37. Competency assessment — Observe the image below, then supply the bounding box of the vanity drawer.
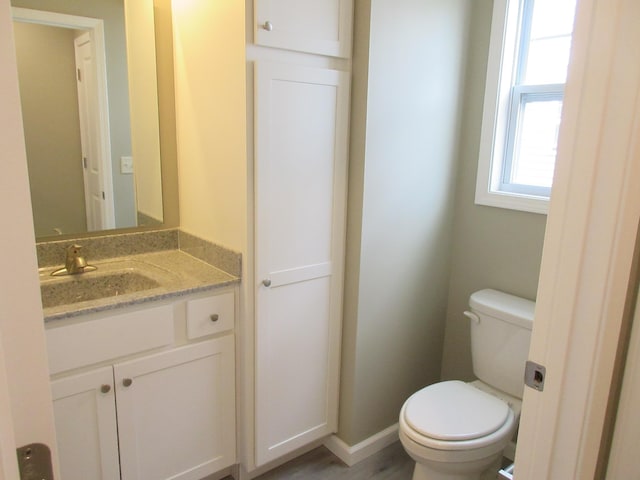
[46,304,174,375]
[186,292,235,339]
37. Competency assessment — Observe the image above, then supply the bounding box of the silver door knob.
[122,378,133,387]
[262,279,272,287]
[100,384,111,394]
[262,21,273,31]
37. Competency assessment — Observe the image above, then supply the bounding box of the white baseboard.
[323,424,399,467]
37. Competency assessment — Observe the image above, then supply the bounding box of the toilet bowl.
[399,289,534,480]
[399,380,520,480]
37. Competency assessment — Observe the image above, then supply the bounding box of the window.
[476,0,577,214]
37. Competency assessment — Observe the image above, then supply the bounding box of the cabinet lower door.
[254,61,349,466]
[114,337,235,480]
[51,367,120,480]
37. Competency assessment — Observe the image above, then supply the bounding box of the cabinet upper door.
[254,0,353,57]
[114,337,236,480]
[51,367,120,480]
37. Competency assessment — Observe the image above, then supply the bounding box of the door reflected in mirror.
[11,0,164,239]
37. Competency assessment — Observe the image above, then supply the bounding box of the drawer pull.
[100,384,111,394]
[210,314,219,322]
[122,378,133,387]
[262,20,273,31]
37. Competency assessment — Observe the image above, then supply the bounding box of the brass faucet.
[51,244,97,276]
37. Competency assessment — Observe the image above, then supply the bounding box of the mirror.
[11,0,165,239]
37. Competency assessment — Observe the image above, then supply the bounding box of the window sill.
[474,189,549,215]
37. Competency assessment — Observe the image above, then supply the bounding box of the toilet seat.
[400,381,516,451]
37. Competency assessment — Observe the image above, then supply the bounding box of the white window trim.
[475,0,550,215]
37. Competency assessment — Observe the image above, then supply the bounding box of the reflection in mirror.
[11,0,164,239]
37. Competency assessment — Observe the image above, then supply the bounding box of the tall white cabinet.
[254,61,350,466]
[250,0,353,469]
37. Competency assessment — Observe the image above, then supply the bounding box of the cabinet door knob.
[262,279,272,287]
[100,384,111,394]
[122,378,133,387]
[210,313,219,322]
[262,20,273,31]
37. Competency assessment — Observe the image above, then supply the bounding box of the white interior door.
[254,60,349,466]
[0,0,59,476]
[514,0,640,477]
[75,32,107,231]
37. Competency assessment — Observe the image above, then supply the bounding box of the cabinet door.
[254,61,349,466]
[254,0,353,57]
[114,336,235,480]
[51,367,120,480]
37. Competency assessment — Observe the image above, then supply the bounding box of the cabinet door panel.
[51,367,119,480]
[254,0,353,57]
[254,61,349,466]
[260,277,332,449]
[115,337,235,480]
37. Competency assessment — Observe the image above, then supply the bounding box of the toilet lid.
[404,381,510,441]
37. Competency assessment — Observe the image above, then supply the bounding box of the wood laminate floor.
[251,441,414,480]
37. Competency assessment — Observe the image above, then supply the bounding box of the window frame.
[475,0,570,214]
[500,84,563,197]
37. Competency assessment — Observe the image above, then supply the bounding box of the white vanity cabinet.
[47,289,237,480]
[254,0,353,58]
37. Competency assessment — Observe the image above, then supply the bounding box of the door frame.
[514,0,640,477]
[606,280,640,477]
[12,6,116,230]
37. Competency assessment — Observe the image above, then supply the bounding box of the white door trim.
[515,0,640,477]
[12,6,116,229]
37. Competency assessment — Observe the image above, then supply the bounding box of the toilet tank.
[468,289,534,399]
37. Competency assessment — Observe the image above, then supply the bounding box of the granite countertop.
[40,249,239,322]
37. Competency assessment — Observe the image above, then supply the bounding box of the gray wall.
[440,0,547,382]
[338,0,472,445]
[14,22,87,237]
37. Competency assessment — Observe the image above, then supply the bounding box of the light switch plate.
[120,156,134,174]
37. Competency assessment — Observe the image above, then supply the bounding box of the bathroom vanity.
[39,232,240,480]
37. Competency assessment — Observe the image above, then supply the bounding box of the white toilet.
[399,289,534,480]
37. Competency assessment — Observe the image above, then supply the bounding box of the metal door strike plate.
[525,360,546,391]
[17,443,54,480]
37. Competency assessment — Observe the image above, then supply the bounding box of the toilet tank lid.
[469,289,535,329]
